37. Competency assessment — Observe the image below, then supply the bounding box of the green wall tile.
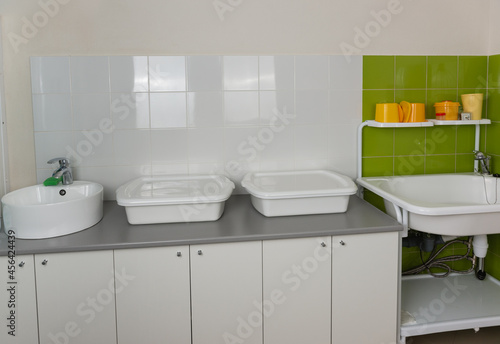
[363,189,386,212]
[425,126,456,155]
[488,54,500,88]
[362,157,393,177]
[362,90,395,121]
[395,155,425,176]
[491,155,500,174]
[426,89,458,119]
[363,56,395,89]
[485,252,500,281]
[486,123,500,155]
[456,154,474,173]
[427,56,458,89]
[488,234,500,253]
[456,125,475,153]
[362,127,394,157]
[425,155,456,174]
[458,56,487,89]
[395,128,425,155]
[395,89,426,105]
[395,56,426,89]
[487,88,500,121]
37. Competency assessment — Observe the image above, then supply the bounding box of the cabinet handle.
[198,250,203,255]
[177,251,182,257]
[18,261,25,267]
[41,259,48,265]
[321,242,326,247]
[339,240,346,246]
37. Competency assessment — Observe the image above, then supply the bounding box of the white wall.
[0,0,492,190]
[489,0,500,54]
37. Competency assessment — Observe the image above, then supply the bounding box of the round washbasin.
[1,181,103,239]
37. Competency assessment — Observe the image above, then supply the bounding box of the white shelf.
[428,119,491,126]
[365,120,434,128]
[400,273,500,339]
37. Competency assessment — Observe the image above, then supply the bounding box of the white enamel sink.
[357,173,500,236]
[1,181,103,239]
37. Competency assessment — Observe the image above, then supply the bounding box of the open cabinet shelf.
[400,273,500,341]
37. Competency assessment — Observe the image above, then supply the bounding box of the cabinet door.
[114,246,191,344]
[35,250,116,344]
[0,255,38,343]
[263,237,331,344]
[332,232,399,344]
[191,241,262,344]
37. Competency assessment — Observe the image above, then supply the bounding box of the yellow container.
[461,93,483,120]
[434,101,460,120]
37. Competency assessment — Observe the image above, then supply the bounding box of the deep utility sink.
[1,181,103,239]
[357,173,500,236]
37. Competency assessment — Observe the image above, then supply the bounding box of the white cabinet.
[263,237,332,344]
[332,232,399,344]
[114,246,191,344]
[35,250,116,344]
[190,241,263,344]
[0,254,38,343]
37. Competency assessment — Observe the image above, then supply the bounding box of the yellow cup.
[400,101,426,122]
[461,93,483,120]
[375,103,403,123]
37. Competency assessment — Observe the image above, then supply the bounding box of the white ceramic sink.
[1,181,103,239]
[357,173,500,236]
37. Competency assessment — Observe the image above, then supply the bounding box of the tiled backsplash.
[31,55,362,199]
[362,55,488,179]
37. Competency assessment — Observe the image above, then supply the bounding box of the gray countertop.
[0,195,402,256]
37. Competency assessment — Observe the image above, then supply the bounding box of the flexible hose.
[403,237,475,278]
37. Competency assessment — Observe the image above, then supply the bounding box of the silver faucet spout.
[473,150,491,175]
[48,157,73,185]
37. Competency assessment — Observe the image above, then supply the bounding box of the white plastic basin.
[242,170,357,217]
[357,173,500,236]
[116,175,235,224]
[2,181,103,239]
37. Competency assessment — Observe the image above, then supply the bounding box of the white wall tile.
[187,56,222,91]
[72,93,111,130]
[113,130,151,165]
[294,124,328,161]
[110,56,149,92]
[329,55,362,90]
[31,57,70,94]
[295,55,329,90]
[224,127,262,163]
[150,92,187,128]
[34,132,74,169]
[259,90,295,125]
[152,164,189,175]
[223,56,258,90]
[187,92,224,127]
[224,91,259,126]
[259,56,294,91]
[259,124,294,161]
[188,162,226,175]
[295,89,328,124]
[111,93,150,129]
[33,94,72,131]
[73,130,114,166]
[187,128,225,163]
[151,129,188,164]
[328,89,362,125]
[149,56,186,91]
[70,56,110,93]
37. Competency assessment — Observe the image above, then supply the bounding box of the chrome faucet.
[48,157,73,185]
[473,150,491,175]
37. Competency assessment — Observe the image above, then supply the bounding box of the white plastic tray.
[241,170,357,217]
[116,175,235,224]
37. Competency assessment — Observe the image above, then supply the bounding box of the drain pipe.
[473,235,488,280]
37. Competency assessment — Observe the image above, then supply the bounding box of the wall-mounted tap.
[473,150,491,175]
[48,157,73,185]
